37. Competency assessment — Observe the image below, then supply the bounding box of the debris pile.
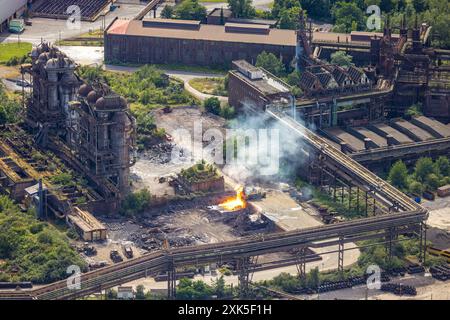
[140,143,175,164]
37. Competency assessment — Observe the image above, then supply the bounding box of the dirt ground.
[130,106,228,196]
[422,196,450,231]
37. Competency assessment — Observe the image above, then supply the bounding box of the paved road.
[0,3,144,45]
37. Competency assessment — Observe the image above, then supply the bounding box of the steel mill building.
[104,18,297,67]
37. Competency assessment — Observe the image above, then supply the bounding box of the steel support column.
[237,257,250,298]
[333,174,337,201]
[356,187,360,214]
[167,264,176,300]
[365,191,368,216]
[348,186,352,210]
[296,247,307,279]
[338,237,344,273]
[419,222,427,264]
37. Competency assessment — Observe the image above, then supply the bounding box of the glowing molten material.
[219,186,246,211]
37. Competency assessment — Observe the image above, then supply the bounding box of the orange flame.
[219,186,246,211]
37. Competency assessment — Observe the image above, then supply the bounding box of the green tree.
[330,51,353,67]
[300,0,330,20]
[414,157,435,182]
[120,188,151,216]
[332,2,365,33]
[176,278,213,299]
[306,267,320,290]
[405,103,423,117]
[425,173,440,190]
[161,5,174,18]
[203,97,221,115]
[135,285,146,300]
[255,51,286,77]
[106,289,118,299]
[175,0,207,21]
[287,70,301,86]
[434,156,450,177]
[388,160,408,189]
[412,0,428,12]
[228,0,256,18]
[220,104,235,119]
[409,180,423,195]
[279,6,301,29]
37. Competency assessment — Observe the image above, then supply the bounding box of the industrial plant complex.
[0,0,448,305]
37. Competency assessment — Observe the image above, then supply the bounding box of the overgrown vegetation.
[172,0,207,20]
[0,83,21,125]
[330,51,353,67]
[388,156,450,195]
[405,103,423,117]
[255,51,286,77]
[180,160,221,183]
[177,276,233,299]
[203,97,235,119]
[227,0,256,18]
[189,77,228,97]
[0,196,87,283]
[120,188,152,216]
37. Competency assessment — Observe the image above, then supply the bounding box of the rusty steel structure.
[69,82,137,195]
[25,42,80,136]
[21,43,137,201]
[0,106,428,300]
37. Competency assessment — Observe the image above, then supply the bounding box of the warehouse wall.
[105,33,296,68]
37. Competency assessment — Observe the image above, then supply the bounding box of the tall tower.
[27,43,79,136]
[296,10,312,71]
[70,82,137,196]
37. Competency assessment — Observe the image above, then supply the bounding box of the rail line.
[3,209,425,300]
[265,108,422,212]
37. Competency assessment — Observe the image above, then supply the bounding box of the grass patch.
[189,77,228,96]
[0,42,32,64]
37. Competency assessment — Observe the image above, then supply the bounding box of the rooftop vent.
[142,19,201,30]
[233,60,264,80]
[225,23,269,34]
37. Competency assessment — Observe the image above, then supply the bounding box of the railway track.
[265,108,422,212]
[2,209,425,300]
